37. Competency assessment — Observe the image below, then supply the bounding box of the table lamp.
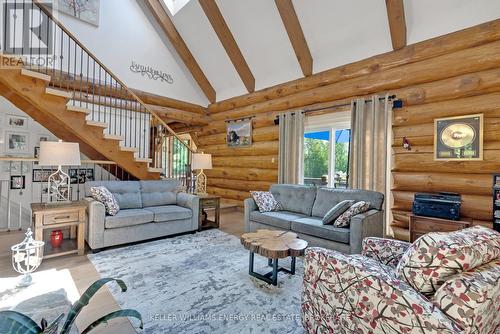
[192,153,212,194]
[39,141,81,202]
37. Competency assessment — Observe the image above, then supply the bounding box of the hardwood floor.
[0,209,245,333]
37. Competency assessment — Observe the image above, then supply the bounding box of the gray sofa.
[84,180,199,251]
[244,184,384,254]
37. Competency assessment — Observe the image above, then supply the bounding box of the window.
[303,111,351,188]
[161,0,192,16]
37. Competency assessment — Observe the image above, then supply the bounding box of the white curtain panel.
[278,111,305,184]
[349,94,392,194]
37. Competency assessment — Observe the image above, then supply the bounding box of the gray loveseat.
[85,180,199,251]
[244,184,384,254]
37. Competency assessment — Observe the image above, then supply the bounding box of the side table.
[198,194,220,231]
[409,214,472,242]
[31,200,87,259]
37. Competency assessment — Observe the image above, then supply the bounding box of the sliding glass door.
[303,111,351,188]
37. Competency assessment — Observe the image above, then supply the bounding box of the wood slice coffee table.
[241,229,308,286]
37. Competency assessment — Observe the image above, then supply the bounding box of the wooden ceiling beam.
[385,0,407,50]
[199,0,255,93]
[145,0,216,103]
[274,0,313,76]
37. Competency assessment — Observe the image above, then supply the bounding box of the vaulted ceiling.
[144,0,500,103]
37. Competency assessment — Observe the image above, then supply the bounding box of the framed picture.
[5,131,30,153]
[58,0,100,26]
[69,168,95,184]
[38,135,49,143]
[32,169,52,182]
[10,175,25,189]
[434,114,483,161]
[226,119,252,147]
[7,115,28,129]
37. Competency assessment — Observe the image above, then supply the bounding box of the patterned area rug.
[88,229,305,334]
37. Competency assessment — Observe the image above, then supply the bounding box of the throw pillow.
[322,200,355,225]
[90,186,120,216]
[250,191,283,213]
[333,201,370,228]
[396,226,500,297]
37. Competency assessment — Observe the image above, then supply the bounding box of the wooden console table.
[198,194,220,231]
[31,201,87,259]
[409,214,472,242]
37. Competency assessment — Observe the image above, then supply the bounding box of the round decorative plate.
[440,123,475,148]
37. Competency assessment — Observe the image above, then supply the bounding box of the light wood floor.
[0,209,245,334]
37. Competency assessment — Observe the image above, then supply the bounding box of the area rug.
[0,268,79,332]
[88,229,305,334]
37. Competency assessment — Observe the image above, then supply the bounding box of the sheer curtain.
[278,112,305,184]
[349,94,392,195]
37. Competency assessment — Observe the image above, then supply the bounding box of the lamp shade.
[38,142,81,166]
[192,153,212,170]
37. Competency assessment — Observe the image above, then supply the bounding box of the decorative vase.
[50,230,63,248]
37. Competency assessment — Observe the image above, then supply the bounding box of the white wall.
[54,0,208,105]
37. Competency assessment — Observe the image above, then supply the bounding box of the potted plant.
[0,278,142,334]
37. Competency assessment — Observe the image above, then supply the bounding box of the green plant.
[0,278,143,334]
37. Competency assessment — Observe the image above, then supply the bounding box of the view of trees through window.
[303,130,350,187]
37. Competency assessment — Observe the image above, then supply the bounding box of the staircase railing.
[2,0,194,179]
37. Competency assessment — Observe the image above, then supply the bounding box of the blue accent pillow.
[322,200,355,225]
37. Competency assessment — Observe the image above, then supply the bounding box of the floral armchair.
[301,227,500,334]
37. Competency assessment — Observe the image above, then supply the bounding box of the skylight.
[161,0,192,16]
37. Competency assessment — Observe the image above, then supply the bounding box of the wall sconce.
[402,137,411,151]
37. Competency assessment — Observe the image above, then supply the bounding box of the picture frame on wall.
[7,115,28,129]
[69,168,95,184]
[5,131,30,154]
[32,169,53,183]
[226,119,252,148]
[10,175,25,190]
[434,114,484,161]
[38,135,49,143]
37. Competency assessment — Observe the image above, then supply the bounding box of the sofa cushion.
[291,217,350,244]
[250,191,283,213]
[145,205,192,222]
[312,188,384,218]
[90,186,120,216]
[430,258,500,333]
[334,201,370,228]
[140,180,180,207]
[250,210,308,230]
[396,226,500,297]
[270,184,317,216]
[105,209,154,229]
[86,181,142,209]
[322,200,355,225]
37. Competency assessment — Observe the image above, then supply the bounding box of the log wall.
[196,20,499,237]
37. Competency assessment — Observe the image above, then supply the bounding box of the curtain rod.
[301,94,396,115]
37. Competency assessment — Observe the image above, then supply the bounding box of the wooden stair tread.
[67,105,91,114]
[86,120,108,128]
[45,87,73,99]
[120,146,139,152]
[103,134,124,141]
[21,68,51,82]
[135,158,153,163]
[148,167,163,173]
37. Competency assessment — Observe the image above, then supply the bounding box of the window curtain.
[278,111,305,184]
[348,94,392,195]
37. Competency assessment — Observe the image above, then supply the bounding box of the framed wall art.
[226,119,252,148]
[10,175,25,189]
[434,114,483,161]
[5,131,30,154]
[7,115,28,129]
[32,169,53,183]
[58,0,100,26]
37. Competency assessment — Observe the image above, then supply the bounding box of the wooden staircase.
[0,0,195,181]
[0,65,159,179]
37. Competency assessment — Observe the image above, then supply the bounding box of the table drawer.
[412,219,467,233]
[43,211,80,225]
[202,199,218,207]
